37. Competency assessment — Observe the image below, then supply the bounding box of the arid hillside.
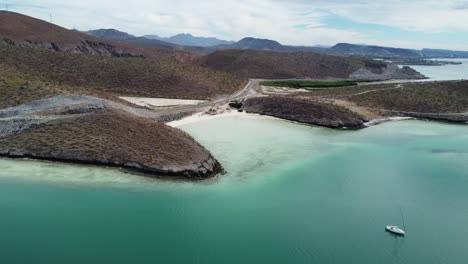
[0,11,245,104]
[0,11,202,62]
[279,80,468,123]
[349,81,468,113]
[0,104,221,178]
[0,10,146,57]
[0,46,244,103]
[244,96,367,128]
[198,50,424,80]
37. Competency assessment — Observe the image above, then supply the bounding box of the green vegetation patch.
[261,80,358,89]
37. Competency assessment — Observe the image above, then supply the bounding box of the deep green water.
[1,117,468,264]
[409,58,468,80]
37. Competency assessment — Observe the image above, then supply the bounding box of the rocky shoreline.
[242,96,368,129]
[349,64,426,81]
[0,96,223,179]
[0,153,224,180]
[387,111,468,124]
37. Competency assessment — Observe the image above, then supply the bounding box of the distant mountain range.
[329,43,422,58]
[211,37,328,53]
[84,29,180,50]
[213,39,468,59]
[420,48,468,58]
[143,33,234,47]
[83,28,468,59]
[85,29,135,40]
[215,37,292,51]
[328,43,468,58]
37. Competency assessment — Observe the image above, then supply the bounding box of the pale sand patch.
[365,117,414,127]
[261,85,309,95]
[168,111,260,127]
[120,97,206,107]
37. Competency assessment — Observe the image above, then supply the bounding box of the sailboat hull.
[386,225,405,236]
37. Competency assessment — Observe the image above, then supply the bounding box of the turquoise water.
[409,59,468,80]
[1,116,468,263]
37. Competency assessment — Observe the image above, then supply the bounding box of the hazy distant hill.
[84,28,180,50]
[329,43,421,58]
[84,28,468,59]
[421,48,468,58]
[213,37,468,59]
[144,33,234,47]
[328,43,468,59]
[215,37,293,51]
[211,37,331,53]
[85,29,135,40]
[197,49,424,80]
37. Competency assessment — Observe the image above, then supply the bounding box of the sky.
[1,0,468,50]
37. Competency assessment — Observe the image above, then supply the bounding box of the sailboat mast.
[400,208,406,231]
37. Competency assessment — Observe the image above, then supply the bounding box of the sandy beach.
[167,110,256,127]
[120,97,206,107]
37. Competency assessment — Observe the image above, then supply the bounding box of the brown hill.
[198,49,424,80]
[288,80,468,123]
[0,11,202,62]
[243,96,367,128]
[0,11,149,57]
[349,81,468,113]
[84,28,187,50]
[0,11,244,103]
[0,45,244,105]
[0,106,221,178]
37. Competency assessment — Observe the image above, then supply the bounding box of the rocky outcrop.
[349,64,426,80]
[0,36,143,57]
[0,97,223,179]
[243,96,367,129]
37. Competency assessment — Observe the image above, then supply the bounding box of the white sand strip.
[168,111,257,127]
[365,116,413,127]
[120,97,206,107]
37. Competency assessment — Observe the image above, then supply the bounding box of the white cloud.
[3,0,362,46]
[3,0,468,49]
[317,0,468,32]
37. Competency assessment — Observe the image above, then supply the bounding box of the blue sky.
[1,0,468,50]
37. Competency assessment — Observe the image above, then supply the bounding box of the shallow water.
[409,58,468,80]
[1,117,468,264]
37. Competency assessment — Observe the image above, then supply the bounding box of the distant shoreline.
[169,106,467,130]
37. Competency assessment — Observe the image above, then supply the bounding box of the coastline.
[2,111,465,185]
[168,110,260,127]
[364,116,414,127]
[168,107,467,130]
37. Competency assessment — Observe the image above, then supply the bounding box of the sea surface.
[407,58,468,80]
[1,117,468,264]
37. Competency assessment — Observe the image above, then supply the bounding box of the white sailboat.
[386,225,405,236]
[386,208,406,236]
